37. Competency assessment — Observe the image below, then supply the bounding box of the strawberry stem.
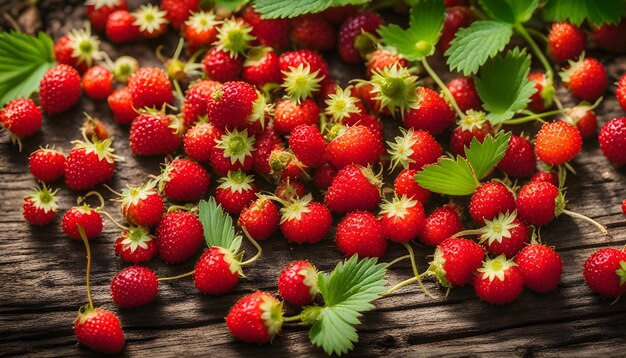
[561,209,608,234]
[420,58,463,118]
[158,270,196,282]
[282,312,307,323]
[515,25,554,83]
[402,242,436,299]
[239,227,263,266]
[102,183,124,197]
[381,272,430,297]
[77,224,94,310]
[504,108,568,125]
[525,28,548,44]
[99,210,129,231]
[385,255,411,268]
[78,191,106,211]
[450,229,484,238]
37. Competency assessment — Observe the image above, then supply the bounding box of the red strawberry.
[62,205,103,240]
[514,243,562,293]
[129,112,183,156]
[566,106,597,140]
[449,114,492,157]
[252,125,282,175]
[474,255,524,305]
[210,129,256,176]
[159,158,210,202]
[65,137,118,191]
[275,178,307,202]
[184,121,224,163]
[86,0,128,32]
[366,48,408,77]
[105,9,140,43]
[273,98,320,135]
[243,6,289,50]
[133,4,168,39]
[622,199,626,216]
[404,87,456,136]
[535,121,582,165]
[202,47,243,83]
[207,81,260,130]
[478,211,529,258]
[527,71,554,112]
[279,194,332,244]
[289,124,326,167]
[561,57,608,101]
[439,6,473,54]
[598,117,626,166]
[242,47,282,88]
[53,27,101,74]
[0,98,42,147]
[338,11,383,64]
[279,50,330,82]
[497,134,535,177]
[394,168,431,204]
[119,183,164,227]
[428,237,483,287]
[530,171,558,186]
[418,204,463,246]
[325,164,381,214]
[388,128,442,171]
[616,74,626,112]
[278,260,318,306]
[238,197,280,241]
[216,170,258,214]
[447,76,482,112]
[313,163,337,191]
[181,80,221,127]
[226,291,283,344]
[592,19,626,53]
[379,195,425,243]
[469,181,516,224]
[128,67,174,110]
[320,5,357,24]
[583,248,626,298]
[107,87,137,125]
[516,181,562,226]
[290,14,336,51]
[548,22,586,63]
[336,211,387,258]
[23,185,59,226]
[81,115,109,142]
[194,247,240,295]
[183,11,219,51]
[156,210,203,264]
[74,307,125,354]
[161,0,198,29]
[326,124,384,168]
[110,265,158,308]
[82,65,114,100]
[114,226,158,263]
[39,64,81,114]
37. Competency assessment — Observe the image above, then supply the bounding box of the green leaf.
[445,21,513,76]
[252,0,369,19]
[198,197,242,254]
[479,0,539,24]
[543,0,626,26]
[415,157,479,196]
[474,47,536,124]
[379,0,445,60]
[309,256,387,356]
[465,131,512,180]
[0,31,56,107]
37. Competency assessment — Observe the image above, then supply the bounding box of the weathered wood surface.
[2,1,626,357]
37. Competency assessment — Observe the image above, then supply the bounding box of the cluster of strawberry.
[2,0,626,355]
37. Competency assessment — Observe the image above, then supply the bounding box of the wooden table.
[2,1,626,356]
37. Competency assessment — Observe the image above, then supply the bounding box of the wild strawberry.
[216,18,255,59]
[366,48,408,77]
[388,128,442,171]
[530,171,559,186]
[128,67,174,110]
[275,179,307,202]
[583,248,626,298]
[106,10,140,43]
[74,307,125,354]
[184,121,224,163]
[418,205,463,246]
[226,291,283,344]
[450,111,492,157]
[439,6,473,54]
[107,87,137,125]
[0,98,42,148]
[279,50,330,81]
[23,185,59,226]
[118,183,164,227]
[53,26,101,74]
[252,125,282,175]
[273,98,320,135]
[288,124,326,167]
[404,87,456,136]
[183,11,220,51]
[202,47,243,82]
[599,117,626,166]
[242,6,289,50]
[566,106,597,140]
[181,80,221,127]
[366,64,419,117]
[514,243,562,293]
[474,255,524,305]
[82,66,114,100]
[39,64,81,114]
[516,181,562,226]
[321,5,357,24]
[548,22,586,63]
[110,265,158,308]
[156,210,203,264]
[447,76,482,112]
[497,134,535,177]
[279,194,332,244]
[336,211,387,258]
[129,112,183,156]
[592,19,626,53]
[207,81,262,130]
[194,247,241,295]
[622,199,626,216]
[278,261,318,306]
[338,11,383,64]
[469,181,516,224]
[65,137,118,191]
[379,195,425,243]
[445,0,469,6]
[242,47,282,88]
[161,0,198,29]
[133,4,168,39]
[215,170,258,214]
[62,204,103,240]
[290,14,336,51]
[313,163,337,191]
[535,121,582,165]
[81,115,109,142]
[616,74,626,112]
[527,71,555,112]
[158,158,210,202]
[325,164,381,214]
[428,237,483,287]
[477,211,529,258]
[281,63,325,103]
[393,168,431,204]
[210,128,256,176]
[326,124,384,168]
[29,148,65,183]
[238,197,280,241]
[114,226,158,263]
[561,57,608,101]
[86,0,128,32]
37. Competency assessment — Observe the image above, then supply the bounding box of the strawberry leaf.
[415,156,479,196]
[474,48,536,124]
[479,0,539,24]
[308,256,386,356]
[445,21,513,76]
[198,197,242,254]
[465,131,512,180]
[253,0,368,19]
[0,31,56,107]
[543,0,626,26]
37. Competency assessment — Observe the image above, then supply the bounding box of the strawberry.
[336,211,387,258]
[561,57,608,102]
[238,197,280,241]
[446,76,482,112]
[53,27,101,74]
[113,226,157,263]
[326,124,384,168]
[473,255,524,305]
[497,134,535,177]
[82,65,114,100]
[62,205,103,240]
[156,210,203,264]
[0,98,42,148]
[225,291,283,344]
[599,117,626,166]
[388,128,442,171]
[252,125,282,175]
[514,243,562,293]
[281,63,325,103]
[105,10,140,43]
[616,74,626,112]
[86,0,128,32]
[81,115,109,141]
[207,81,260,130]
[182,80,222,127]
[622,199,626,216]
[215,18,255,58]
[273,98,320,135]
[515,181,562,226]
[183,11,220,51]
[566,106,597,140]
[404,87,456,136]
[418,204,463,246]
[428,237,483,287]
[379,195,425,243]
[449,112,492,157]
[210,129,256,176]
[535,121,582,165]
[128,67,174,110]
[477,211,529,258]
[548,22,586,63]
[39,64,81,114]
[279,194,332,244]
[338,11,383,64]
[445,0,469,6]
[202,47,243,82]
[133,4,168,39]
[194,247,240,295]
[313,163,337,191]
[242,6,289,50]
[290,14,336,51]
[321,5,357,24]
[129,112,183,156]
[591,19,626,53]
[74,307,125,354]
[275,179,307,202]
[469,181,516,224]
[184,121,224,163]
[119,183,164,227]
[393,168,431,204]
[161,0,198,29]
[439,6,473,54]
[325,164,382,214]
[527,71,554,112]
[366,48,408,77]
[23,185,59,226]
[277,260,318,306]
[530,171,559,186]
[110,265,158,308]
[107,87,137,125]
[65,137,119,191]
[158,158,210,202]
[216,170,258,214]
[242,47,282,88]
[289,124,327,167]
[279,50,330,82]
[583,248,626,298]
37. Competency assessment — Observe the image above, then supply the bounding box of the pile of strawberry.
[3,0,626,355]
